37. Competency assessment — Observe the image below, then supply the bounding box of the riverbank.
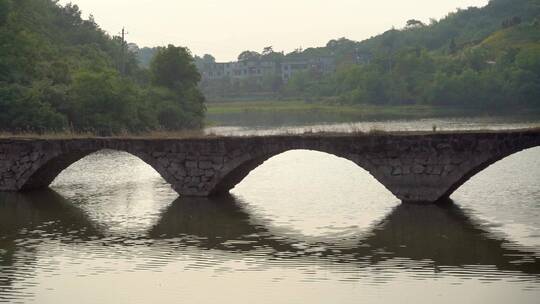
[205,100,540,127]
[2,101,539,138]
[207,100,444,117]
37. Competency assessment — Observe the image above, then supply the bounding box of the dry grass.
[1,127,539,140]
[367,127,387,135]
[0,129,212,140]
[0,130,97,140]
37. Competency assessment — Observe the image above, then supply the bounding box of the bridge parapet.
[1,130,539,203]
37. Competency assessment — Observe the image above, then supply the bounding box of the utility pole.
[119,27,128,76]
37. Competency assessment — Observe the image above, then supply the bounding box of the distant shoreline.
[206,100,540,122]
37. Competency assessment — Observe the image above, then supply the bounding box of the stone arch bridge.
[0,129,539,203]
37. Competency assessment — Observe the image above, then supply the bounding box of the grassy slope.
[480,23,540,53]
[205,100,511,118]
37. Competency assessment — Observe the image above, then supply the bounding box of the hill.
[183,0,540,107]
[283,0,540,109]
[303,0,540,61]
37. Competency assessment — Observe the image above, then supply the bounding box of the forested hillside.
[310,0,540,59]
[184,0,539,109]
[286,0,540,108]
[0,0,205,134]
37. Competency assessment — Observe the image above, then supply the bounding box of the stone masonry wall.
[0,129,539,203]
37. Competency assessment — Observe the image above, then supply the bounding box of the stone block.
[402,165,411,175]
[188,168,204,177]
[174,170,187,179]
[443,165,455,174]
[380,165,392,176]
[152,152,166,157]
[212,156,224,164]
[389,159,401,167]
[30,153,40,161]
[431,165,443,175]
[185,160,198,168]
[412,164,425,174]
[199,161,213,169]
[158,158,170,167]
[436,143,451,150]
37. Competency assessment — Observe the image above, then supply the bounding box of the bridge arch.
[20,149,98,191]
[18,148,177,193]
[443,146,540,201]
[207,148,396,199]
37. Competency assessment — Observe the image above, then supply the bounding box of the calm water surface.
[1,118,540,303]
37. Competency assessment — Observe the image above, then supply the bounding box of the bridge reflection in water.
[1,190,539,296]
[151,195,540,277]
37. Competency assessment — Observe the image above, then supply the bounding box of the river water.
[1,117,540,303]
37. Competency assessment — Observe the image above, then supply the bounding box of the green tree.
[150,45,200,90]
[0,84,67,132]
[0,0,207,134]
[149,45,206,130]
[262,46,274,55]
[406,19,425,28]
[68,69,142,134]
[0,0,11,26]
[202,54,215,63]
[237,50,261,61]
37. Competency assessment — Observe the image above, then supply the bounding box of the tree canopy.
[0,0,205,134]
[285,21,540,109]
[151,45,200,90]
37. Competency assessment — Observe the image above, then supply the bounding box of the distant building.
[197,59,280,81]
[281,56,335,82]
[197,56,335,84]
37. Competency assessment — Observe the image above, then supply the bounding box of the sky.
[57,0,490,61]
